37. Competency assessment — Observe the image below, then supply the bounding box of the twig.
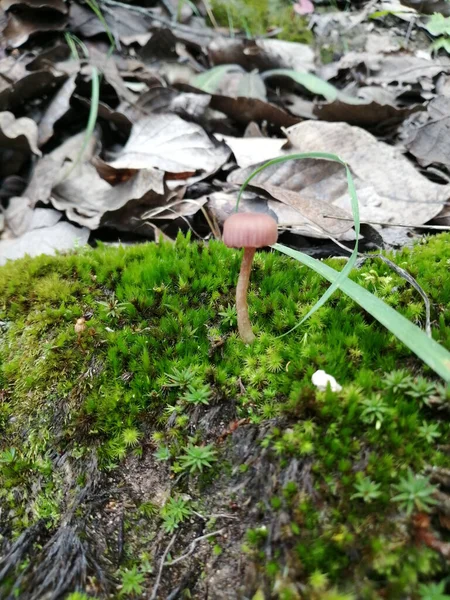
[191,510,239,521]
[165,529,225,566]
[323,215,450,230]
[149,534,177,600]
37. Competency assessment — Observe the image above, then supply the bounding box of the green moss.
[0,233,450,598]
[210,0,314,44]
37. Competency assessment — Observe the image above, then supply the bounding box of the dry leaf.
[51,163,168,230]
[284,120,450,225]
[314,99,422,127]
[215,134,289,168]
[406,96,450,166]
[209,94,300,128]
[38,75,76,146]
[208,38,314,72]
[1,0,67,12]
[106,114,230,175]
[2,10,67,47]
[0,220,89,265]
[0,111,40,155]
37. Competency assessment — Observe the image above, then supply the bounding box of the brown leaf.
[0,67,67,112]
[1,0,68,13]
[284,120,450,226]
[0,111,40,154]
[38,75,76,146]
[209,94,300,128]
[106,114,230,175]
[208,38,314,72]
[314,99,422,128]
[1,10,67,47]
[400,0,450,15]
[406,96,450,167]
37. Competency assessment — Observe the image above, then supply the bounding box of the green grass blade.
[274,242,450,382]
[237,152,360,337]
[62,65,100,180]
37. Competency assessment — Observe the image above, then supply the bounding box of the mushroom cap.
[222,212,278,248]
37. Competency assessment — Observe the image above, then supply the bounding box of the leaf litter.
[0,0,449,260]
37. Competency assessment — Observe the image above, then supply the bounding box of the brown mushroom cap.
[222,212,278,248]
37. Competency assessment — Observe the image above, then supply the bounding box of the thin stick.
[165,529,225,566]
[322,215,450,231]
[149,534,177,600]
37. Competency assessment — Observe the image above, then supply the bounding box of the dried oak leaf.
[106,114,230,175]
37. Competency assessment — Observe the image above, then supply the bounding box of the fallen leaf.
[22,131,98,209]
[0,220,89,265]
[209,94,300,128]
[0,61,66,111]
[406,96,450,166]
[106,114,230,175]
[400,0,450,15]
[214,134,289,168]
[69,2,153,42]
[0,111,40,155]
[126,87,211,123]
[237,72,267,101]
[38,75,76,146]
[324,51,450,86]
[1,10,67,47]
[228,160,353,237]
[0,0,68,12]
[208,37,314,72]
[50,164,168,230]
[314,99,422,128]
[4,197,61,236]
[284,120,450,225]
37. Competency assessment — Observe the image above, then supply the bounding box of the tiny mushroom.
[223,212,278,344]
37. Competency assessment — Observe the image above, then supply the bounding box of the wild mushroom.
[223,212,278,344]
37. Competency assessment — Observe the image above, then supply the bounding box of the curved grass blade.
[274,242,450,382]
[236,152,360,337]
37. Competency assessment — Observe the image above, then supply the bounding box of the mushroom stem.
[236,247,256,344]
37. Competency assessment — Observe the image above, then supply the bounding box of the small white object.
[311,370,342,392]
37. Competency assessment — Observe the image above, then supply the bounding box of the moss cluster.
[0,233,449,599]
[210,0,314,44]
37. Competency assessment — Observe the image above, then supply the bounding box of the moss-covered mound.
[0,234,449,600]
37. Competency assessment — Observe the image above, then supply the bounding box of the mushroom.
[223,212,278,344]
